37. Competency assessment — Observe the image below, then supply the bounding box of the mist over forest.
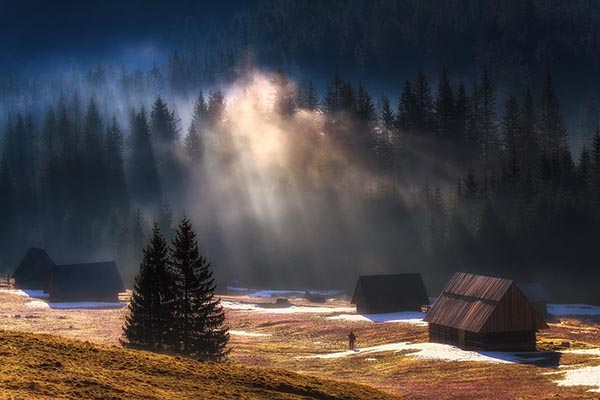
[2,0,600,302]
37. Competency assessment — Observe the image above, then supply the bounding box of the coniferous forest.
[3,0,600,303]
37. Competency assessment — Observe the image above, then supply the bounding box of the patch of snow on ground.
[547,304,600,316]
[222,300,354,314]
[229,330,271,337]
[303,342,546,364]
[248,289,343,298]
[554,365,600,392]
[48,302,127,309]
[549,347,600,392]
[327,311,427,326]
[25,300,50,308]
[1,289,50,298]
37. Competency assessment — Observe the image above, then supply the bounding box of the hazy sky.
[0,0,252,73]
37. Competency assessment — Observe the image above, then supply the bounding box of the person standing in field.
[348,331,356,350]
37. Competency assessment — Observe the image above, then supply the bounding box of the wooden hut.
[517,282,549,319]
[424,272,548,351]
[351,273,429,314]
[45,261,125,302]
[12,248,56,290]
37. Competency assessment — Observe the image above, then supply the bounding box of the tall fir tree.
[537,73,568,156]
[501,95,521,158]
[434,67,454,140]
[169,217,229,361]
[413,71,434,134]
[123,224,172,349]
[128,107,161,207]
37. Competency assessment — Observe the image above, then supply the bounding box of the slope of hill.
[0,330,396,400]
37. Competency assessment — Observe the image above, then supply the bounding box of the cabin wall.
[429,324,537,351]
[48,292,120,302]
[482,285,543,333]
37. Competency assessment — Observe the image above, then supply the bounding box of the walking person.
[348,331,356,350]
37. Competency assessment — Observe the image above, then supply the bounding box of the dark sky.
[0,0,252,74]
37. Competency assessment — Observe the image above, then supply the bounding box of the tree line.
[2,66,600,300]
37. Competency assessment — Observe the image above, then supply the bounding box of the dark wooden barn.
[351,273,429,314]
[12,248,56,290]
[517,282,549,319]
[424,272,548,351]
[45,261,125,302]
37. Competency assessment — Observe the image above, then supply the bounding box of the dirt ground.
[2,289,600,399]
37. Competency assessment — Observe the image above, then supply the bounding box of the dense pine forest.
[1,59,600,302]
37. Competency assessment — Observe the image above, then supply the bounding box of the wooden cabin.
[351,273,429,314]
[424,272,548,351]
[45,261,125,302]
[12,248,56,290]
[517,282,549,319]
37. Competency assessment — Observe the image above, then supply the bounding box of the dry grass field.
[2,289,600,399]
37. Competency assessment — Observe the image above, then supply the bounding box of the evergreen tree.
[0,155,15,267]
[169,217,229,361]
[379,95,395,129]
[520,87,538,173]
[478,67,499,165]
[501,95,521,157]
[273,69,295,117]
[128,107,161,207]
[303,81,319,111]
[185,91,208,165]
[434,67,454,139]
[355,84,376,122]
[83,98,106,220]
[123,224,172,349]
[453,81,469,160]
[105,116,129,215]
[537,73,568,156]
[207,90,226,126]
[397,80,416,132]
[150,97,184,200]
[413,71,434,134]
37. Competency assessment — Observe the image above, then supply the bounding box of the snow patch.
[550,347,600,392]
[1,289,49,298]
[25,300,50,309]
[547,304,600,316]
[553,365,600,392]
[302,342,546,364]
[229,330,271,337]
[327,311,427,326]
[225,287,343,298]
[222,300,354,314]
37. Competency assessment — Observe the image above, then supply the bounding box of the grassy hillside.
[0,330,396,400]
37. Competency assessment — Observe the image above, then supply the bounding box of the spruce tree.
[478,67,499,165]
[501,95,521,157]
[434,67,454,139]
[413,71,434,134]
[397,80,416,132]
[169,217,229,361]
[128,107,161,207]
[537,73,568,156]
[123,224,171,349]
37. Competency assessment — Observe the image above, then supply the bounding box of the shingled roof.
[424,272,548,333]
[12,248,56,289]
[45,261,125,301]
[351,273,429,313]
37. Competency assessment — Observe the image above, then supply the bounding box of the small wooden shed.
[351,273,429,314]
[45,261,125,302]
[12,248,56,290]
[424,272,548,351]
